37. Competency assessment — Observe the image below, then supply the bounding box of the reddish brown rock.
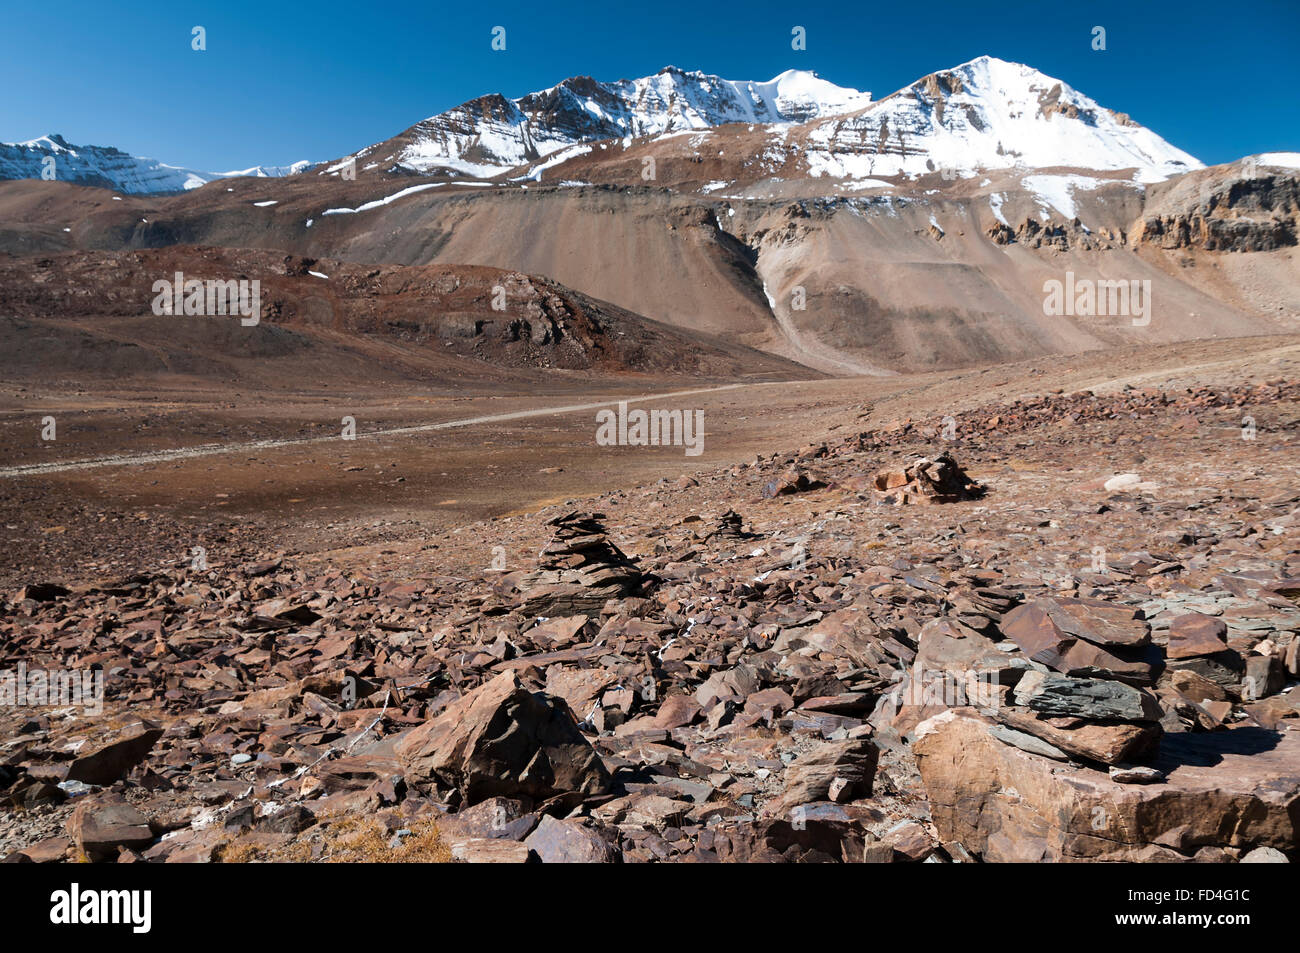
[435,797,538,844]
[1167,613,1229,659]
[651,693,702,730]
[67,798,155,862]
[395,670,610,806]
[871,453,984,505]
[882,820,936,861]
[915,710,1300,861]
[762,468,825,498]
[1040,598,1151,647]
[764,736,879,817]
[994,706,1161,765]
[66,719,163,786]
[1001,599,1156,682]
[524,815,619,863]
[9,836,70,863]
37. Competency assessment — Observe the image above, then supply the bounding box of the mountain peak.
[797,55,1201,183]
[378,65,876,178]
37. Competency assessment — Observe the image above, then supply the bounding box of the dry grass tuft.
[217,814,451,864]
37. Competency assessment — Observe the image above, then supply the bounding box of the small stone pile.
[872,452,984,504]
[520,512,644,616]
[708,510,748,540]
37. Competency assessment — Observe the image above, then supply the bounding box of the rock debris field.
[2,377,1299,863]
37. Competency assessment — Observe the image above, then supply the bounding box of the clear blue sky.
[2,0,1296,170]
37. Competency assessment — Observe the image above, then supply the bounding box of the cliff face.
[1133,160,1300,252]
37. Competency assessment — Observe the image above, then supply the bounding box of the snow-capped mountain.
[1,57,1203,195]
[327,67,873,178]
[330,57,1201,185]
[0,135,312,194]
[792,56,1201,183]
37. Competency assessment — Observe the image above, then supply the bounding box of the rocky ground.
[2,366,1299,863]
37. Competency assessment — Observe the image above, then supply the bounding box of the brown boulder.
[713,803,882,863]
[915,710,1300,861]
[435,797,539,845]
[8,836,70,864]
[67,798,155,862]
[993,705,1161,765]
[1039,598,1151,647]
[524,815,620,862]
[66,719,163,786]
[764,735,879,818]
[651,693,702,730]
[396,671,610,807]
[1167,613,1228,659]
[1001,599,1156,682]
[914,617,1009,677]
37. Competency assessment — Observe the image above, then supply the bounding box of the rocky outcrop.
[1132,162,1300,252]
[915,709,1300,861]
[985,216,1125,250]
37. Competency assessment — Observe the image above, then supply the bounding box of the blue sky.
[2,0,1296,170]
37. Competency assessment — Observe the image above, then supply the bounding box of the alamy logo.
[595,401,704,457]
[50,884,151,933]
[151,271,260,325]
[1043,271,1151,326]
[1,663,103,714]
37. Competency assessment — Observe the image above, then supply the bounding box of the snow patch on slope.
[1020,174,1103,219]
[1258,152,1300,170]
[321,183,442,215]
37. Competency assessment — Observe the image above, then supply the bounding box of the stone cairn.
[872,452,985,505]
[521,512,644,616]
[708,510,748,541]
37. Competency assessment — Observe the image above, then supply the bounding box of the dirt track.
[3,333,1297,589]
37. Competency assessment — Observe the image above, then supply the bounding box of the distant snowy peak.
[0,134,311,194]
[223,160,315,179]
[754,69,875,122]
[799,56,1202,183]
[348,67,874,178]
[551,66,874,133]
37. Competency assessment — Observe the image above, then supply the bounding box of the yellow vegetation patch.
[217,815,452,864]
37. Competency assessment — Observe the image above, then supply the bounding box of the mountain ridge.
[0,134,311,195]
[2,57,1205,195]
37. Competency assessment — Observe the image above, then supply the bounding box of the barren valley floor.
[2,332,1298,863]
[2,335,1296,588]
